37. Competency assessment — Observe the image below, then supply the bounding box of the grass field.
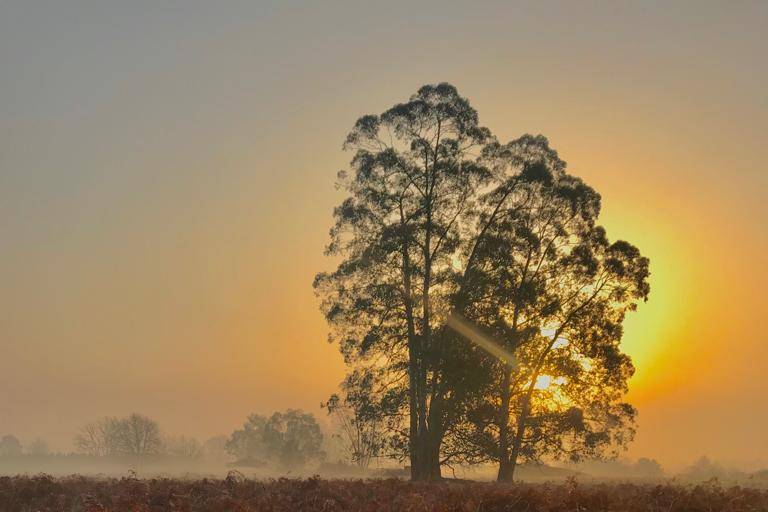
[2,473,768,512]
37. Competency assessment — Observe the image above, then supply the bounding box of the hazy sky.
[1,1,766,471]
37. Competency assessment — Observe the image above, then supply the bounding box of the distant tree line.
[315,83,650,481]
[0,435,49,456]
[63,409,325,471]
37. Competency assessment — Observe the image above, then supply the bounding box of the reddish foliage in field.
[1,473,768,512]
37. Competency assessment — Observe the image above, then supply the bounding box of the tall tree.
[453,138,649,480]
[315,83,491,480]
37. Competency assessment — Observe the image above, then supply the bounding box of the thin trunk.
[414,147,433,480]
[420,188,432,428]
[400,206,421,480]
[498,296,594,482]
[497,307,521,482]
[496,369,512,481]
[502,395,530,482]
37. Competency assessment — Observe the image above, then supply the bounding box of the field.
[3,474,768,512]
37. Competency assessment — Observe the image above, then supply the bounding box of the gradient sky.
[1,1,766,471]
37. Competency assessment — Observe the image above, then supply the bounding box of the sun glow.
[534,375,567,390]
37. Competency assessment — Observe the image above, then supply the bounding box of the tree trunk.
[412,158,434,481]
[421,390,446,481]
[499,325,556,482]
[424,440,442,480]
[399,211,421,481]
[497,457,514,482]
[419,215,432,449]
[496,369,512,482]
[499,396,530,483]
[414,426,442,481]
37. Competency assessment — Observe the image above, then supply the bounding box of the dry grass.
[2,473,768,511]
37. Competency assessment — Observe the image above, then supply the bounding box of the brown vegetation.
[2,474,768,512]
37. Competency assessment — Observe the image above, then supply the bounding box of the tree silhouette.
[453,138,649,480]
[316,83,649,481]
[315,83,491,480]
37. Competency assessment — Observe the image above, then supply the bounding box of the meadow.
[3,473,768,512]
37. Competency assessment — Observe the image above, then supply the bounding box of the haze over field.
[1,1,766,473]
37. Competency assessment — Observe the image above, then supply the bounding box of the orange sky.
[1,1,766,472]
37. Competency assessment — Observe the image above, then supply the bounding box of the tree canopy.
[315,83,649,481]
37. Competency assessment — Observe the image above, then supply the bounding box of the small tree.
[164,435,202,458]
[115,413,162,457]
[74,417,121,456]
[323,393,384,468]
[634,457,664,478]
[203,435,229,462]
[263,410,325,469]
[225,414,269,465]
[26,438,50,455]
[75,414,161,458]
[0,435,22,456]
[227,410,326,470]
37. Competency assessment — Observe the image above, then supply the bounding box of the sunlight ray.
[447,313,517,369]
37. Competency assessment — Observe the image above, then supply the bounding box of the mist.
[3,412,768,489]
